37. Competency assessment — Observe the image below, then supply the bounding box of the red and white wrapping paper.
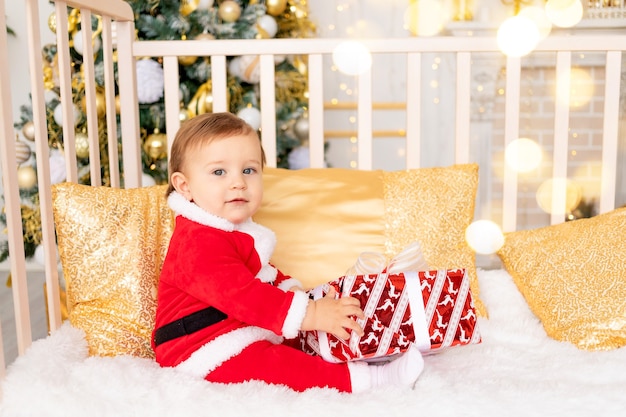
[298,269,481,363]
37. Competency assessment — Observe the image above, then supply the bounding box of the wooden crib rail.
[131,35,624,221]
[0,0,137,379]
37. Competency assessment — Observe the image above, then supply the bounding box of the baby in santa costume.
[152,112,424,392]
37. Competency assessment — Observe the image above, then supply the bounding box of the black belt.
[153,306,227,347]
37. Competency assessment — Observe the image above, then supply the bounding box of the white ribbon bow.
[347,241,429,276]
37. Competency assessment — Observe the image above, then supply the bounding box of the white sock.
[369,345,424,388]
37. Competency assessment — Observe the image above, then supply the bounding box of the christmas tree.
[1,0,316,262]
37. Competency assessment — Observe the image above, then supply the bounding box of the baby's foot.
[370,344,424,388]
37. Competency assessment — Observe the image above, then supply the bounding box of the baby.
[152,112,424,392]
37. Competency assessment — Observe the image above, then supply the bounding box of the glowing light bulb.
[505,138,543,173]
[557,68,594,108]
[545,0,583,28]
[497,16,540,57]
[536,178,582,215]
[465,220,505,255]
[332,41,372,76]
[519,6,552,40]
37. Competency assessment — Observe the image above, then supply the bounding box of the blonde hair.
[166,112,265,196]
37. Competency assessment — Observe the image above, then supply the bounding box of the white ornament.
[15,141,32,165]
[72,29,102,55]
[196,0,214,10]
[136,59,165,104]
[142,172,157,187]
[287,146,311,170]
[53,103,81,126]
[49,150,67,184]
[237,55,261,84]
[274,54,286,65]
[33,245,46,266]
[228,57,243,78]
[237,107,261,130]
[44,89,59,104]
[257,15,278,38]
[33,244,59,266]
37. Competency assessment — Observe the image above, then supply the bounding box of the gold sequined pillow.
[497,207,626,350]
[52,183,174,358]
[254,165,486,316]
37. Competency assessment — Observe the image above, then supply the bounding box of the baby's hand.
[301,287,365,340]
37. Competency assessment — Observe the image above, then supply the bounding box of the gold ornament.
[75,131,90,159]
[180,0,198,16]
[178,34,199,66]
[17,165,37,189]
[22,121,36,141]
[266,0,288,16]
[178,54,198,66]
[48,12,57,34]
[15,140,32,165]
[293,113,310,141]
[81,89,107,118]
[115,95,121,114]
[188,80,213,116]
[67,9,79,33]
[194,32,215,41]
[218,1,242,22]
[143,129,168,160]
[179,107,191,122]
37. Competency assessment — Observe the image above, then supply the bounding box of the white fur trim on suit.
[276,278,303,292]
[168,192,234,232]
[256,264,278,283]
[281,290,309,339]
[168,191,278,283]
[347,361,372,393]
[176,326,283,378]
[236,221,276,268]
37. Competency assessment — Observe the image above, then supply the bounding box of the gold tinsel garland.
[276,0,316,39]
[275,68,307,104]
[20,203,43,247]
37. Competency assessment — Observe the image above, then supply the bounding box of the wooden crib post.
[599,51,622,214]
[25,0,63,336]
[0,0,32,375]
[115,17,142,188]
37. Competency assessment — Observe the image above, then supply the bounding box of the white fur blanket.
[1,269,626,417]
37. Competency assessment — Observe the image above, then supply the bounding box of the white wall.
[5,0,56,139]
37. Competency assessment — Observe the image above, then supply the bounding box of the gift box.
[298,269,481,363]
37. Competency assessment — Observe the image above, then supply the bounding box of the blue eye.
[243,168,256,174]
[213,169,225,176]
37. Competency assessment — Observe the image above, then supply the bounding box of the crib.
[1,0,626,415]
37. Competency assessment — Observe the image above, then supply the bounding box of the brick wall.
[488,63,617,230]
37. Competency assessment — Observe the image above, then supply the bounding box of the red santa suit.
[153,192,370,392]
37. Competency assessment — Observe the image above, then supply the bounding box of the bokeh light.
[465,220,505,255]
[404,0,447,37]
[346,19,384,38]
[332,41,372,76]
[519,6,552,40]
[562,68,594,108]
[545,0,583,28]
[497,16,540,57]
[505,138,543,173]
[536,178,583,215]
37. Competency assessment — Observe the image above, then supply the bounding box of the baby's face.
[177,132,264,224]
